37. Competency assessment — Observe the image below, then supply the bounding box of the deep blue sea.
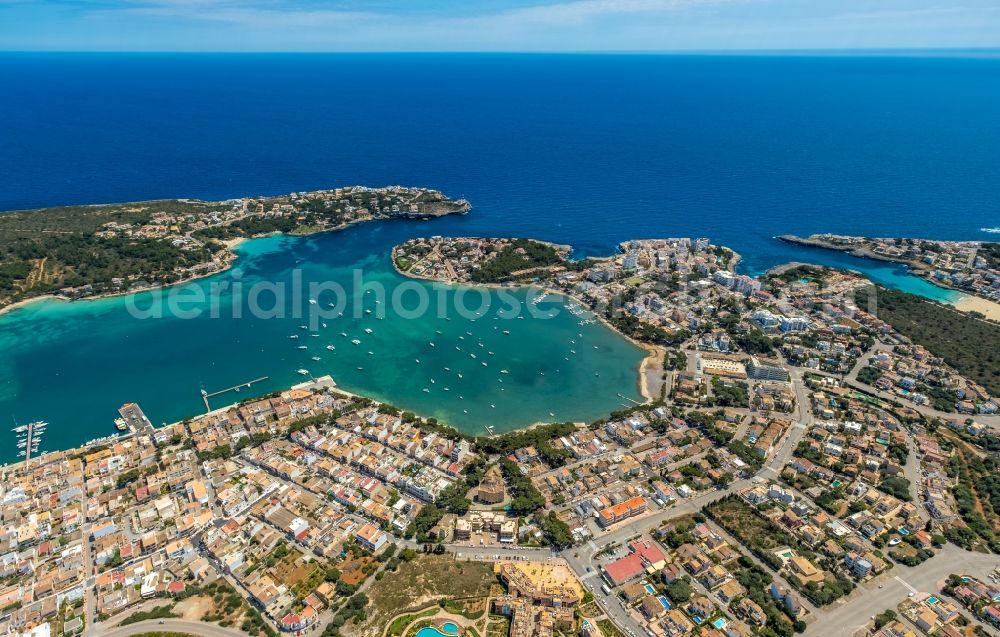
[0,53,998,460]
[2,53,998,272]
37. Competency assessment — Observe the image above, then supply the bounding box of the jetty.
[201,376,270,411]
[616,393,643,406]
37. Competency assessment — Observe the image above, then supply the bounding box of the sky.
[0,0,999,52]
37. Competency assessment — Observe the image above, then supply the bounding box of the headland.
[0,186,470,314]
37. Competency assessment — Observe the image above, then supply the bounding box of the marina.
[12,418,46,464]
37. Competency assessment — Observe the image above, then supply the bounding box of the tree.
[878,476,913,502]
[538,511,574,548]
[664,577,692,603]
[873,609,896,629]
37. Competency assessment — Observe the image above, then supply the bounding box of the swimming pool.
[927,596,939,605]
[712,618,728,629]
[416,623,460,637]
[644,584,656,594]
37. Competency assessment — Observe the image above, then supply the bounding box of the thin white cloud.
[830,5,1000,21]
[100,1,375,26]
[97,0,735,29]
[489,0,737,25]
[38,0,1000,50]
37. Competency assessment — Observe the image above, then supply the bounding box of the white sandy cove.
[954,294,1000,322]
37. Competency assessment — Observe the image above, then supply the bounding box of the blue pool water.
[415,623,460,637]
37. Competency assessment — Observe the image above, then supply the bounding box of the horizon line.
[1,47,999,56]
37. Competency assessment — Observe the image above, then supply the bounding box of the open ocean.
[0,53,998,461]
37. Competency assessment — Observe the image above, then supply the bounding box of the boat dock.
[117,402,154,434]
[201,376,269,411]
[13,419,46,466]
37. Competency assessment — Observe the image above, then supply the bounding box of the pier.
[201,376,269,411]
[616,393,643,406]
[14,419,46,466]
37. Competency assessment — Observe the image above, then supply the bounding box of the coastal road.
[92,618,250,637]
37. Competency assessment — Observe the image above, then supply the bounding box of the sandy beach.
[0,294,61,318]
[954,294,1000,322]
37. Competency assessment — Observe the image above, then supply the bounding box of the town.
[3,234,1000,637]
[780,234,1000,313]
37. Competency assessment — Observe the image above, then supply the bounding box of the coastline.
[0,205,460,319]
[778,234,997,311]
[391,249,660,403]
[954,294,1000,322]
[0,249,242,319]
[3,216,982,462]
[0,293,62,318]
[1,216,643,464]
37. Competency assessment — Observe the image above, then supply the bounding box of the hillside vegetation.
[855,286,1000,396]
[0,199,226,306]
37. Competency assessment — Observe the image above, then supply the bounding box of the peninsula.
[395,235,999,408]
[0,186,469,312]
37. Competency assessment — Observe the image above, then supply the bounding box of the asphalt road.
[804,544,1000,637]
[843,345,1000,428]
[94,618,250,637]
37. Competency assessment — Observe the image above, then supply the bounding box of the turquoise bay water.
[0,222,646,461]
[746,243,965,303]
